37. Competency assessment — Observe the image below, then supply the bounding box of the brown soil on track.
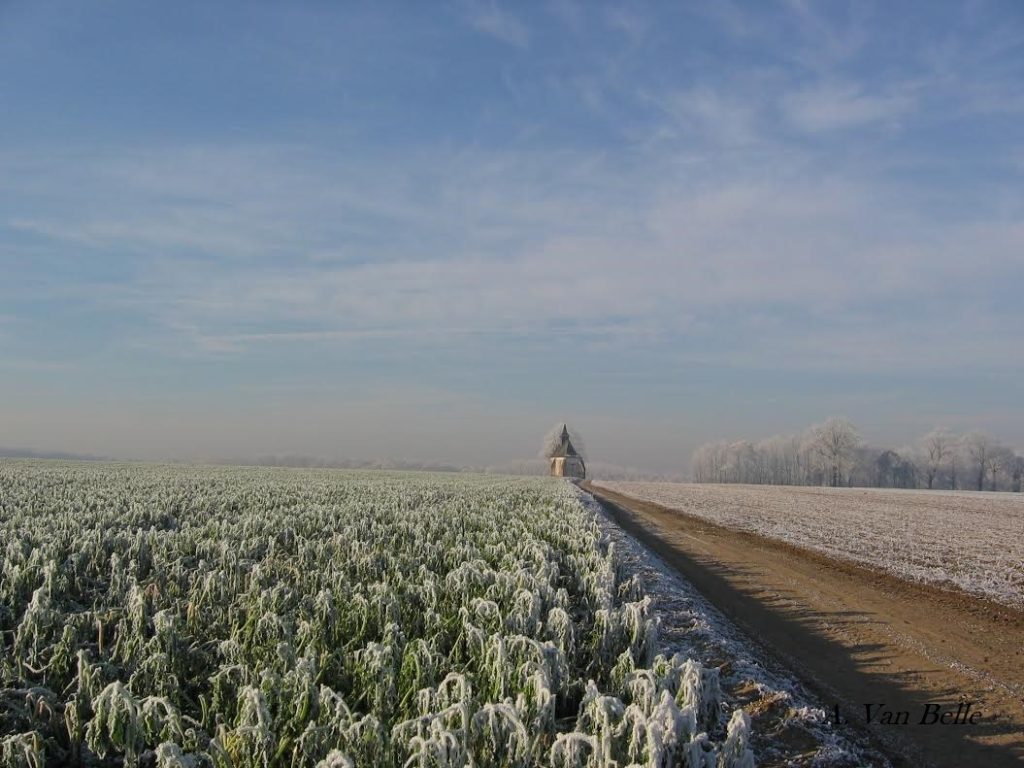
[582,482,1024,768]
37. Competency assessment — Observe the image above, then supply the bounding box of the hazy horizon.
[2,1,1022,472]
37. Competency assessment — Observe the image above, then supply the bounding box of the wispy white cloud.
[650,85,765,147]
[461,0,529,46]
[604,5,649,45]
[781,0,870,71]
[7,137,1020,375]
[783,81,914,133]
[1,4,1020,377]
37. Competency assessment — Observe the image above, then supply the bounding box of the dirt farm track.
[582,482,1024,768]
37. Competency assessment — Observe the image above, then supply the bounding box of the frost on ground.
[2,460,761,767]
[577,489,888,768]
[594,482,1024,610]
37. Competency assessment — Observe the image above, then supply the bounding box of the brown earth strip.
[582,482,1024,768]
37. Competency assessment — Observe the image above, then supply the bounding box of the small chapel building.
[549,425,586,479]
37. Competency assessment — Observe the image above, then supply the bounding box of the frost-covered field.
[595,481,1024,609]
[1,461,755,767]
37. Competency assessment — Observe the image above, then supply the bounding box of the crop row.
[0,462,753,767]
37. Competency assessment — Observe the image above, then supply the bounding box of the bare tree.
[949,437,961,490]
[988,445,1016,491]
[690,422,1017,492]
[873,449,916,488]
[806,418,861,487]
[964,432,995,491]
[918,428,953,490]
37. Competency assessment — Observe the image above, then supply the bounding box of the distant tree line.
[691,418,1024,492]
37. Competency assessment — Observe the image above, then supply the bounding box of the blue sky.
[1,0,1022,470]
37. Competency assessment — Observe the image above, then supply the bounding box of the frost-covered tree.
[918,428,954,490]
[872,450,917,489]
[691,421,1017,492]
[964,432,995,491]
[988,444,1017,492]
[805,418,861,487]
[948,434,966,490]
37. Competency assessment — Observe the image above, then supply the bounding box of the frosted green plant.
[86,682,143,764]
[549,732,598,768]
[718,710,755,768]
[0,732,45,768]
[0,462,753,766]
[154,742,197,768]
[315,750,354,768]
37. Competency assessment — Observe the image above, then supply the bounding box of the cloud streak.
[783,81,914,132]
[462,0,529,46]
[3,135,1021,371]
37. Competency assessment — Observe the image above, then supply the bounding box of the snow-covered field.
[594,482,1024,609]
